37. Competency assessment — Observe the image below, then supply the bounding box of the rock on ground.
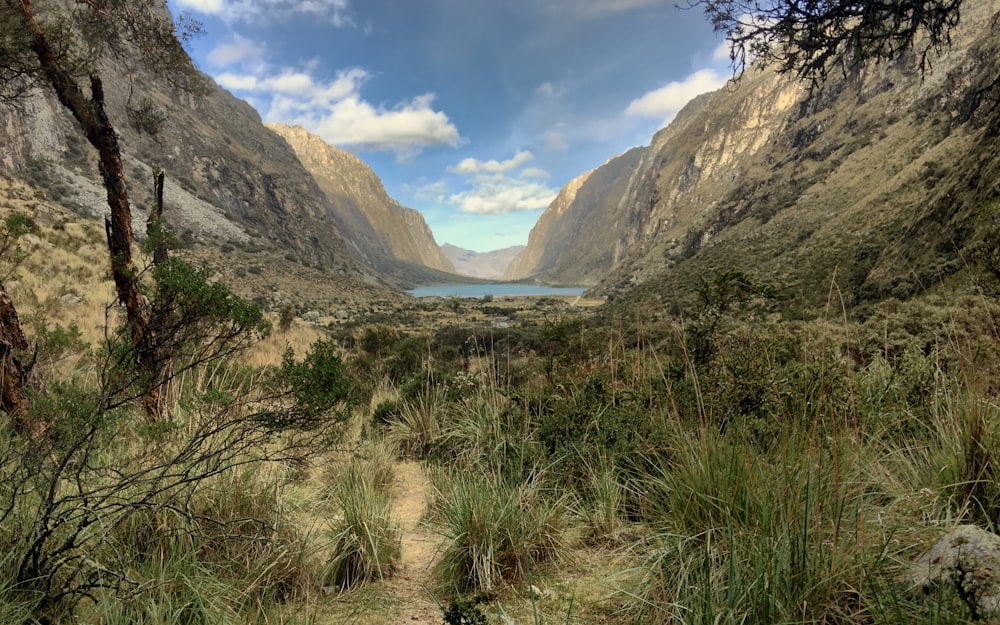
[910,524,1000,619]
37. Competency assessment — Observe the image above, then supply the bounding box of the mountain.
[441,244,524,280]
[515,3,1000,312]
[0,1,452,302]
[503,148,645,285]
[265,124,456,282]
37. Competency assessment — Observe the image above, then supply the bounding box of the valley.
[1,0,1000,624]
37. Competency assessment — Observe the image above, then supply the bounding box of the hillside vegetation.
[2,173,1000,624]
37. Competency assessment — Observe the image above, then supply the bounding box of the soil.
[386,460,443,625]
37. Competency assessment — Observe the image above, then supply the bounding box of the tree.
[687,0,964,85]
[0,0,202,421]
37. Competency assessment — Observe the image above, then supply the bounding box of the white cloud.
[448,150,534,175]
[214,59,460,157]
[304,94,461,157]
[520,167,550,179]
[449,180,557,215]
[206,35,262,67]
[713,40,732,62]
[444,150,558,214]
[625,68,727,122]
[174,0,351,25]
[413,181,449,204]
[174,0,225,14]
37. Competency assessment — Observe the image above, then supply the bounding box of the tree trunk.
[146,170,173,419]
[0,282,47,438]
[19,0,167,421]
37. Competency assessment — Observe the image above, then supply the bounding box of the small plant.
[442,593,493,625]
[278,303,296,332]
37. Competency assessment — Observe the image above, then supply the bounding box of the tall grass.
[431,469,568,593]
[322,450,401,590]
[628,427,869,624]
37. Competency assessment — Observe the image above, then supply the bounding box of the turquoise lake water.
[406,284,588,298]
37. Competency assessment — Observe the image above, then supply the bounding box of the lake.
[407,283,588,298]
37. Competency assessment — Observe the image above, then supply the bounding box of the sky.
[172,0,730,253]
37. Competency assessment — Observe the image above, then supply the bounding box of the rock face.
[514,3,1000,309]
[266,124,454,276]
[0,63,361,276]
[504,148,645,285]
[910,525,1000,619]
[442,244,525,280]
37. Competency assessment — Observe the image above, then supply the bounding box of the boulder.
[910,524,1000,619]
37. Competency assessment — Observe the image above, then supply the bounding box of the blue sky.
[172,0,729,252]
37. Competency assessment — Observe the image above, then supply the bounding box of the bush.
[322,459,400,589]
[432,470,567,593]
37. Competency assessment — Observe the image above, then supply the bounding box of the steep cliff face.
[504,148,646,285]
[266,124,454,276]
[527,2,1000,310]
[503,170,591,281]
[0,68,371,278]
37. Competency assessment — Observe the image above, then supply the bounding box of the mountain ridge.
[512,2,1000,312]
[265,123,455,281]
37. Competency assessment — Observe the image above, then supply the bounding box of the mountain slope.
[441,244,524,280]
[504,148,646,285]
[0,1,423,301]
[266,124,455,279]
[520,2,1000,312]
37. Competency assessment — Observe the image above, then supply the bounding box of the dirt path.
[386,460,442,625]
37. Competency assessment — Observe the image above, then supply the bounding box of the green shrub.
[322,460,400,589]
[432,470,567,593]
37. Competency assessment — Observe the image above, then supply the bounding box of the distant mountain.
[266,124,455,283]
[441,244,525,280]
[511,2,1000,311]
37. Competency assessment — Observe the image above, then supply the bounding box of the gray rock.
[910,524,1000,619]
[334,309,350,320]
[302,310,320,323]
[60,293,82,307]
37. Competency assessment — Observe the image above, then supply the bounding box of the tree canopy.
[688,0,964,84]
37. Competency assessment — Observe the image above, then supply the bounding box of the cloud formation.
[207,42,461,158]
[447,150,534,175]
[625,68,726,123]
[205,34,263,66]
[445,151,558,215]
[174,0,351,25]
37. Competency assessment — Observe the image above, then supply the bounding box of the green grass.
[431,469,569,594]
[321,453,401,590]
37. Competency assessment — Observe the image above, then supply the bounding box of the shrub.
[432,470,567,593]
[322,459,400,589]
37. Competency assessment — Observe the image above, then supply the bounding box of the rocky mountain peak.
[267,123,454,277]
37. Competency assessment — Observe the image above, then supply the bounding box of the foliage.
[278,303,295,332]
[441,593,492,625]
[276,339,353,427]
[432,470,567,593]
[322,457,401,590]
[100,257,270,410]
[689,0,964,85]
[0,212,36,280]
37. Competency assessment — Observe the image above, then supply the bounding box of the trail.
[387,460,442,625]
